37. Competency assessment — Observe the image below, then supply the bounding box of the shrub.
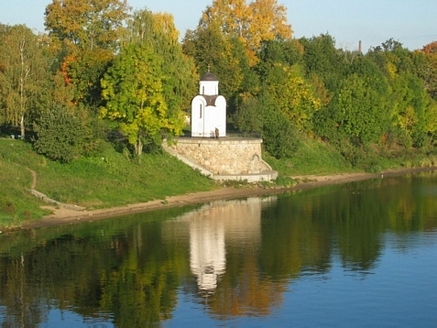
[263,110,300,159]
[32,106,86,163]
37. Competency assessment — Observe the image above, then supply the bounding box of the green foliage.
[233,91,300,159]
[390,72,434,148]
[257,39,304,74]
[62,49,114,108]
[299,34,346,92]
[262,108,300,159]
[101,43,184,156]
[331,73,390,145]
[265,63,322,132]
[232,96,264,133]
[126,10,198,115]
[32,105,87,163]
[183,25,255,114]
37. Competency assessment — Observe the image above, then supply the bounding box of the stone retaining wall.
[170,138,270,175]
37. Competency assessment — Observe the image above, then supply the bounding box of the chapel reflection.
[170,197,269,294]
[163,196,289,316]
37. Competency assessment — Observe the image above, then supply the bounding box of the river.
[0,171,436,326]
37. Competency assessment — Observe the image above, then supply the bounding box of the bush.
[32,106,86,163]
[232,95,300,159]
[263,110,300,159]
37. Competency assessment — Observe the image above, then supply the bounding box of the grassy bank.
[0,137,435,229]
[0,139,215,228]
[266,137,436,177]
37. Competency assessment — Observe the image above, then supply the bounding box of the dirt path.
[16,166,436,231]
[25,167,86,211]
[26,167,37,190]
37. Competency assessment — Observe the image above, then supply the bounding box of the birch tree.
[0,25,51,139]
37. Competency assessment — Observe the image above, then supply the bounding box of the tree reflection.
[0,172,435,324]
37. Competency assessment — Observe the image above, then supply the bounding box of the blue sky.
[1,0,436,51]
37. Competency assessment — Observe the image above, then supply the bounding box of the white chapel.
[191,71,227,138]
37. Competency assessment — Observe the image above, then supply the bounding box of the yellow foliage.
[386,62,398,79]
[199,0,292,66]
[397,105,417,131]
[151,12,180,44]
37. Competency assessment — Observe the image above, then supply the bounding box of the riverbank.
[17,166,435,231]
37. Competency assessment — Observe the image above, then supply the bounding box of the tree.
[0,24,52,139]
[331,73,389,146]
[44,0,130,111]
[261,62,322,133]
[262,104,300,159]
[421,41,437,99]
[32,105,86,163]
[44,0,130,52]
[100,44,185,156]
[59,48,114,108]
[197,0,292,66]
[313,55,393,167]
[390,72,435,148]
[367,40,436,149]
[257,39,304,74]
[299,34,346,93]
[183,25,255,114]
[125,10,198,117]
[232,88,300,159]
[367,38,416,81]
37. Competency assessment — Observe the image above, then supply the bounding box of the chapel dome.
[200,72,218,81]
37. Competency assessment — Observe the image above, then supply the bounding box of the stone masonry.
[170,138,270,175]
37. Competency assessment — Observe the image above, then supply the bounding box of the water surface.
[0,171,436,326]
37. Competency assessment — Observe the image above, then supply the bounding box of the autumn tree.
[44,0,130,52]
[183,25,256,115]
[421,41,437,99]
[0,24,52,139]
[44,0,130,109]
[124,10,197,117]
[101,44,185,156]
[197,0,292,66]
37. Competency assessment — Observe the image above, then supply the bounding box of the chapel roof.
[200,72,218,81]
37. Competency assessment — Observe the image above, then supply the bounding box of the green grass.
[264,137,437,179]
[35,149,215,208]
[264,138,356,177]
[0,139,216,228]
[0,141,51,227]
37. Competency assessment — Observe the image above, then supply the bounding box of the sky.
[1,0,436,52]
